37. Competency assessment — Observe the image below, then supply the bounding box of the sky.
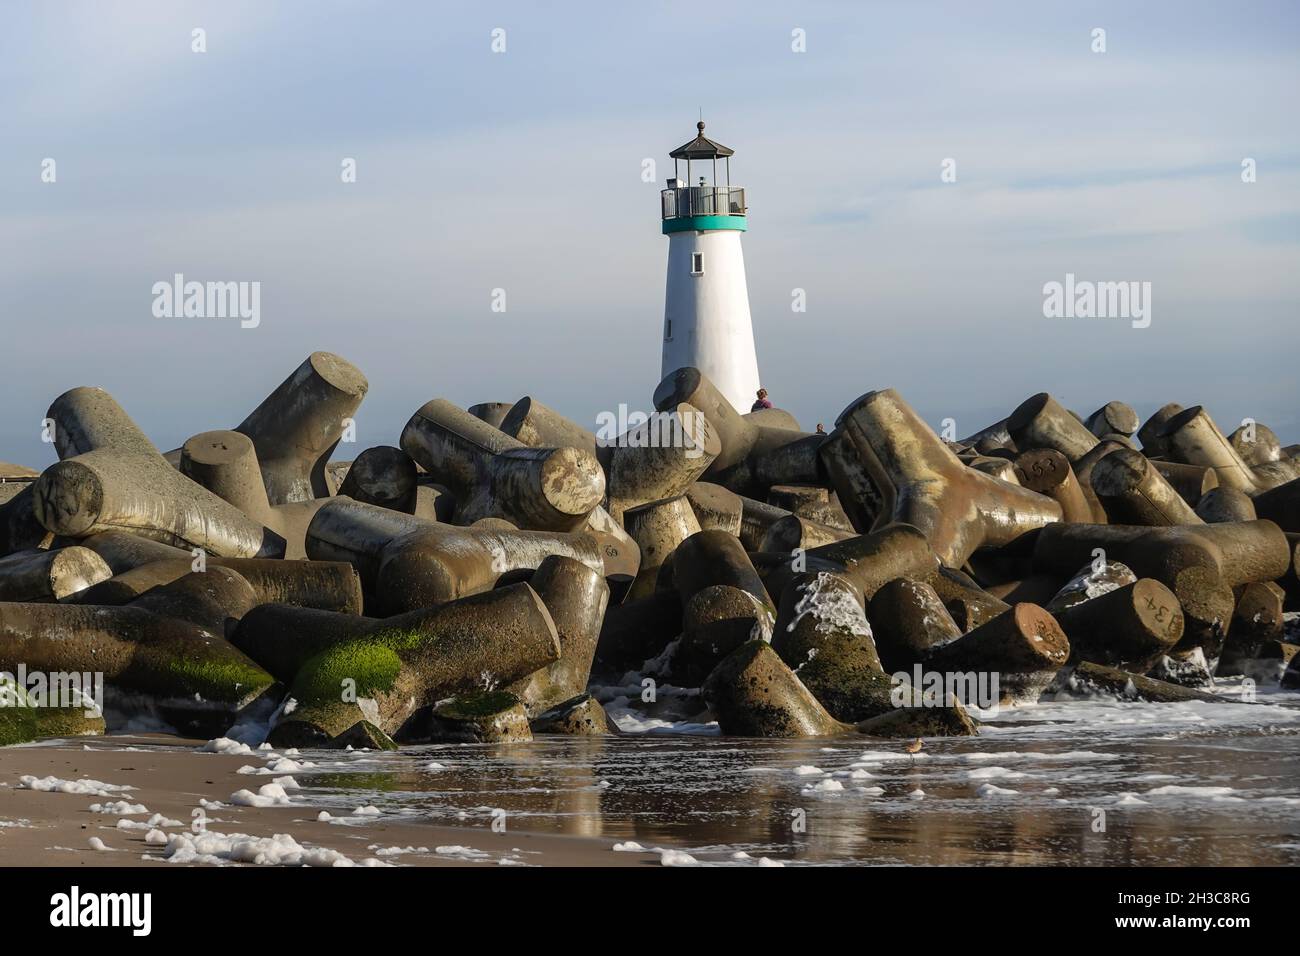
[2,0,1298,468]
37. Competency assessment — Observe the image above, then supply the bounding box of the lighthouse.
[660,122,761,413]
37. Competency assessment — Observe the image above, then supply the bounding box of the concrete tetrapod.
[670,530,775,684]
[769,571,897,723]
[923,603,1071,705]
[702,639,852,738]
[34,388,283,558]
[1159,406,1259,493]
[967,456,1022,486]
[267,583,560,746]
[1195,486,1257,524]
[987,573,1064,607]
[652,367,823,496]
[777,523,940,608]
[70,533,363,613]
[760,514,853,552]
[230,604,368,684]
[1049,579,1184,672]
[1091,448,1204,526]
[180,430,275,526]
[855,701,978,738]
[820,389,1063,567]
[736,495,793,552]
[767,484,852,530]
[1248,459,1300,494]
[62,558,195,606]
[684,482,743,536]
[960,418,1016,455]
[673,530,772,611]
[1136,403,1185,458]
[0,485,51,556]
[505,555,610,716]
[1055,661,1223,704]
[622,496,700,601]
[1252,477,1300,533]
[336,445,419,514]
[1163,566,1235,678]
[401,400,637,583]
[866,576,964,672]
[425,691,533,743]
[1006,393,1100,462]
[467,402,513,429]
[531,694,615,736]
[125,566,260,638]
[601,404,720,522]
[179,428,337,557]
[200,557,362,613]
[1042,561,1138,614]
[1071,439,1126,522]
[744,407,802,431]
[1150,462,1219,508]
[399,398,605,532]
[0,547,111,602]
[0,602,274,736]
[770,569,871,667]
[500,397,599,457]
[1084,401,1140,439]
[1228,422,1282,466]
[1219,582,1286,676]
[1014,448,1093,523]
[233,351,369,504]
[1031,520,1290,589]
[925,566,1011,632]
[0,674,105,747]
[305,496,611,613]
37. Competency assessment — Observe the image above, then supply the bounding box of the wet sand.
[0,735,663,867]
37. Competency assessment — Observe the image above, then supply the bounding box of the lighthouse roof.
[669,121,734,159]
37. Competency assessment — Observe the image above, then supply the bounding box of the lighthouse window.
[691,252,704,276]
[665,319,672,341]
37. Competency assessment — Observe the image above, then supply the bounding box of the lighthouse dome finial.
[697,120,705,132]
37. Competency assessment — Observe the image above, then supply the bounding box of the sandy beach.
[0,735,663,867]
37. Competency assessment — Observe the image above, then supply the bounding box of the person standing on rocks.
[751,388,772,412]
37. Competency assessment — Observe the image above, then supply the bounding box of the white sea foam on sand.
[965,766,1029,780]
[161,829,389,867]
[229,783,293,808]
[19,775,134,798]
[199,737,254,756]
[116,813,184,830]
[89,800,148,814]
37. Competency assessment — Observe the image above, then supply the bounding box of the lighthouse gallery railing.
[661,186,746,220]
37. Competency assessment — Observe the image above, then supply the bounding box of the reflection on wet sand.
[301,691,1300,866]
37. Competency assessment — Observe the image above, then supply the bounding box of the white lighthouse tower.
[660,122,761,413]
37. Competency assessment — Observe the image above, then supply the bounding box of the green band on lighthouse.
[662,215,747,235]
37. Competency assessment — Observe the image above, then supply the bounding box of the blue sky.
[2,0,1298,466]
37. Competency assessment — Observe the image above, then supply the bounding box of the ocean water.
[288,679,1300,866]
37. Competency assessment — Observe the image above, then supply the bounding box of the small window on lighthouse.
[665,319,673,341]
[691,252,704,276]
